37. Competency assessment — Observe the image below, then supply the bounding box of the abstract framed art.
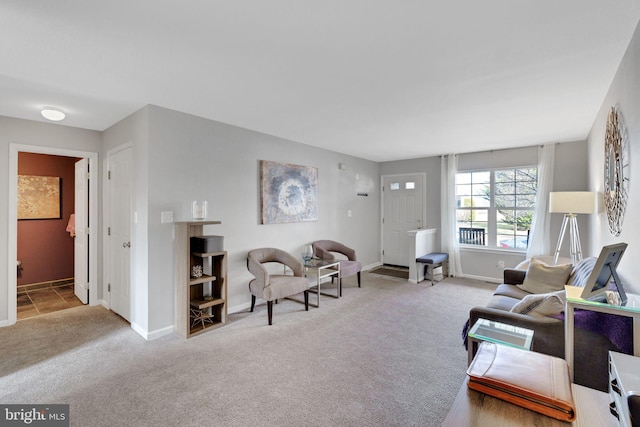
[17,175,61,220]
[260,160,318,224]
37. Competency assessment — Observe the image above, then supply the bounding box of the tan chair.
[247,248,310,325]
[312,240,362,295]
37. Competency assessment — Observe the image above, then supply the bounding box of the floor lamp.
[549,192,598,265]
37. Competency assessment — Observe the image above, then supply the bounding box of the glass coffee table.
[467,318,534,365]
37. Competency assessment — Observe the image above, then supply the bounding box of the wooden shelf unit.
[174,221,227,338]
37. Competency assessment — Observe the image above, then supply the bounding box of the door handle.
[123,242,131,248]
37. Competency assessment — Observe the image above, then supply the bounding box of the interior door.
[108,147,132,322]
[382,174,424,266]
[74,159,89,304]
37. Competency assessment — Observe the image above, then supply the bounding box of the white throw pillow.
[510,290,566,317]
[517,258,572,294]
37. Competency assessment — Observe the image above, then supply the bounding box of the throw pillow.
[567,257,597,288]
[517,258,572,294]
[510,290,566,317]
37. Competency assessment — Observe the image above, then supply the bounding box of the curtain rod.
[440,143,548,158]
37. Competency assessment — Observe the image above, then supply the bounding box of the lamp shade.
[549,191,598,214]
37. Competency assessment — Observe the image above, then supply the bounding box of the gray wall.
[105,105,380,336]
[380,140,590,281]
[587,18,640,294]
[0,116,102,325]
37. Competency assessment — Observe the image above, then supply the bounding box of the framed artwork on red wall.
[17,175,61,220]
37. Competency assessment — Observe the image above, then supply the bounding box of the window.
[456,167,537,250]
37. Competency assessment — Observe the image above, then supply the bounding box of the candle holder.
[192,200,207,220]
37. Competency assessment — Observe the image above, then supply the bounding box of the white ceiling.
[1,1,639,162]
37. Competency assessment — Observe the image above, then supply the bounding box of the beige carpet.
[0,273,496,427]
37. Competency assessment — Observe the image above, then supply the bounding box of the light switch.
[347,210,352,217]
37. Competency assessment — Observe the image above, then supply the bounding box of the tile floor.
[17,280,84,320]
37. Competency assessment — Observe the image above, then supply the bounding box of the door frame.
[7,144,99,325]
[380,172,427,265]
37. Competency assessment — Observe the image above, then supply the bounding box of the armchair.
[247,248,310,325]
[312,240,362,294]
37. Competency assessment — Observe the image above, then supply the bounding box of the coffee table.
[442,377,615,426]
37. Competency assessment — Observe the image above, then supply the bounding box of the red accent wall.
[17,153,80,285]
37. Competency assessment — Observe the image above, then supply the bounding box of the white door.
[382,174,424,266]
[108,147,132,322]
[74,159,89,304]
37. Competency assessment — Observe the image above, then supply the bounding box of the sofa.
[467,257,632,392]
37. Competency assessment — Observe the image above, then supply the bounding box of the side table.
[565,292,640,381]
[467,318,534,365]
[301,259,340,308]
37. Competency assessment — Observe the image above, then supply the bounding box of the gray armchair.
[247,248,310,325]
[312,240,362,294]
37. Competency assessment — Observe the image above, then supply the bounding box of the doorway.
[7,144,98,326]
[16,152,84,319]
[381,173,426,267]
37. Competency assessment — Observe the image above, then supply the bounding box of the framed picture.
[17,175,61,220]
[261,160,318,224]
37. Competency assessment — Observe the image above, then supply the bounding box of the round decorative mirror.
[604,107,629,236]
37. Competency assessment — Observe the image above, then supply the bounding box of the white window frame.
[455,166,537,252]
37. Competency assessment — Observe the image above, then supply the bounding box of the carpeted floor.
[0,273,496,427]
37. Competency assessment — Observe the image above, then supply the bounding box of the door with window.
[382,174,425,266]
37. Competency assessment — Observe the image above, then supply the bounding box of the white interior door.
[108,147,132,322]
[74,159,89,304]
[382,174,424,267]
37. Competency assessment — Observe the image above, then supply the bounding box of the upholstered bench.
[416,252,449,285]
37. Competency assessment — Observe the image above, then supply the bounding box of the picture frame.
[260,160,318,224]
[17,175,61,220]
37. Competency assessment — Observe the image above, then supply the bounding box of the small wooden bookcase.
[174,221,227,338]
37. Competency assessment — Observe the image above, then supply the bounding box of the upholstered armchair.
[247,248,310,325]
[312,240,362,293]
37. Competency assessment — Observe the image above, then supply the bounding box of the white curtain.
[441,154,463,277]
[526,144,555,258]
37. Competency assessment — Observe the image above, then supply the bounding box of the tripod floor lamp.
[549,192,599,265]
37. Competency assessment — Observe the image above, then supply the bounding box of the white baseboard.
[462,273,502,284]
[0,319,11,328]
[363,262,382,271]
[130,323,174,341]
[229,301,252,314]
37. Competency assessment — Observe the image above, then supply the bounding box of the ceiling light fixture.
[41,107,66,121]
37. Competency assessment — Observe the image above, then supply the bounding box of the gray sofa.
[468,265,632,392]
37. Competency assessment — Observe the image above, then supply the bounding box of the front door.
[382,174,425,267]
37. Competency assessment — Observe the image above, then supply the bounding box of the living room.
[1,2,640,425]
